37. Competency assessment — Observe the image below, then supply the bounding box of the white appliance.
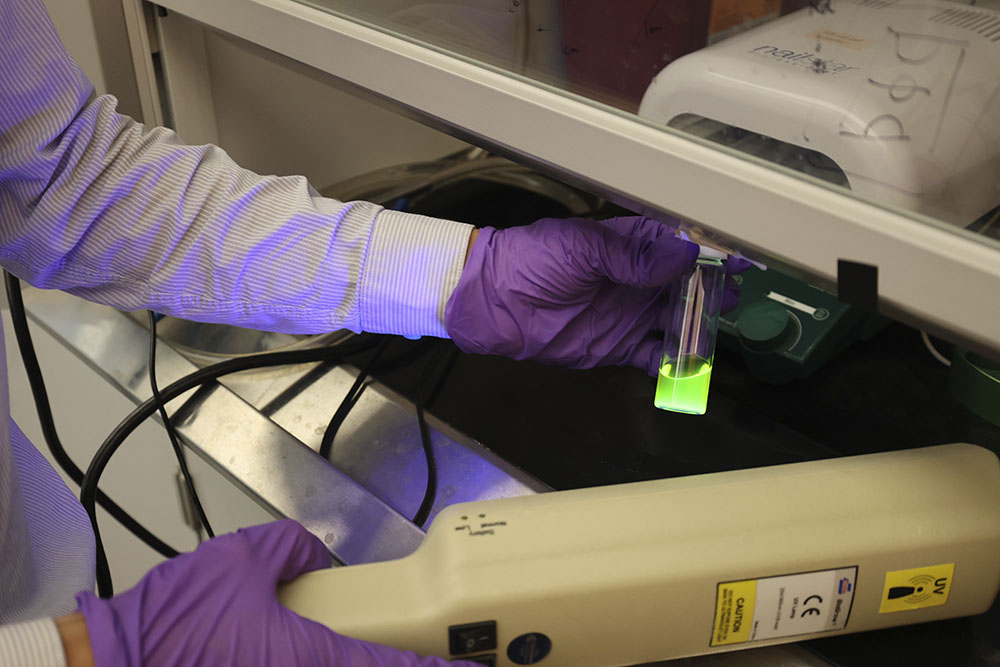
[639,0,1000,227]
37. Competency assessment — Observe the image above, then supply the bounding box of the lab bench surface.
[345,322,999,490]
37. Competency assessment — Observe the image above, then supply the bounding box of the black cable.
[316,335,458,526]
[364,337,438,375]
[3,272,180,559]
[412,405,438,528]
[412,345,460,527]
[147,312,214,538]
[423,346,460,411]
[82,336,378,597]
[318,336,392,460]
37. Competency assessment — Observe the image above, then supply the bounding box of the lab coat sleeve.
[0,618,65,667]
[0,0,474,338]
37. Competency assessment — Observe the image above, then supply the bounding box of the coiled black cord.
[82,336,379,597]
[318,336,392,460]
[317,336,459,527]
[412,344,460,527]
[147,311,214,538]
[4,272,179,559]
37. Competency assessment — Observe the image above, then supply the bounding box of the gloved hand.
[446,216,747,376]
[77,520,479,667]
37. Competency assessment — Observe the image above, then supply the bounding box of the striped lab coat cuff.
[0,618,66,667]
[360,210,474,338]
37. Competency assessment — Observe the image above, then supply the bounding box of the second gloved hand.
[77,520,479,667]
[445,216,744,376]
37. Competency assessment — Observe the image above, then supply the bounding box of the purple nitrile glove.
[445,216,746,376]
[77,520,479,667]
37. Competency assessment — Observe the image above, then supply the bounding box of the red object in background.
[559,0,711,111]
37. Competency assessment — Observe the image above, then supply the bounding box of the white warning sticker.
[712,566,857,646]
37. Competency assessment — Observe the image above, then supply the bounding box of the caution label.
[712,567,857,647]
[879,563,954,614]
[713,579,757,645]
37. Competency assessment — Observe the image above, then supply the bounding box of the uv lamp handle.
[280,558,428,649]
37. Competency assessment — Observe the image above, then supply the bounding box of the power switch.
[448,621,497,655]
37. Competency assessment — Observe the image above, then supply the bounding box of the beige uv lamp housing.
[281,444,1000,666]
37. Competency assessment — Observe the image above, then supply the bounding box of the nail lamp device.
[281,444,1000,666]
[638,0,1000,227]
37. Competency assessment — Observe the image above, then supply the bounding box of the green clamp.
[948,347,1000,427]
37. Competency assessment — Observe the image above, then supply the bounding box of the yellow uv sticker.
[712,579,757,646]
[879,563,955,614]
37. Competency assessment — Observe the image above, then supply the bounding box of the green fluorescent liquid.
[654,355,713,415]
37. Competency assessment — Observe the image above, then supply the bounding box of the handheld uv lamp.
[281,444,1000,666]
